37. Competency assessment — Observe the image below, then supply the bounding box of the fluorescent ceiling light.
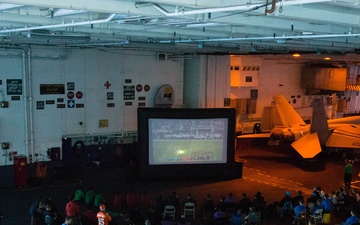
[185,23,224,28]
[53,9,87,17]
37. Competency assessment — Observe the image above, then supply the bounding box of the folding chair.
[183,202,196,219]
[293,210,307,225]
[309,209,323,224]
[163,205,176,220]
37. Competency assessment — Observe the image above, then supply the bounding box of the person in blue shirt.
[231,209,244,225]
[321,194,333,213]
[343,209,359,225]
[292,200,307,224]
[311,198,324,215]
[294,200,307,217]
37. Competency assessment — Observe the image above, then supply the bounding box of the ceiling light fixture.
[292,53,301,57]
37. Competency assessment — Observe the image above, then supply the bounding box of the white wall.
[1,49,358,166]
[0,47,183,165]
[184,55,230,108]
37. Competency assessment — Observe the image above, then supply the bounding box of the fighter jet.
[237,95,360,158]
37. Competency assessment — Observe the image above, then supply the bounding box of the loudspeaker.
[234,161,243,178]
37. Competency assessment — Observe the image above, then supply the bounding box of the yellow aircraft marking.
[350,180,360,189]
[243,167,313,195]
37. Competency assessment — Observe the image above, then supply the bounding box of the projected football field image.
[151,139,224,164]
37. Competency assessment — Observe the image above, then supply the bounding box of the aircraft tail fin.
[273,95,306,127]
[291,132,322,158]
[310,98,331,145]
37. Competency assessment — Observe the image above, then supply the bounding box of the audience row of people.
[29,184,360,225]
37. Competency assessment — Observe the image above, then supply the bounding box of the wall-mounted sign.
[107,92,114,100]
[36,101,45,110]
[107,103,115,107]
[123,86,135,100]
[125,79,132,83]
[99,119,108,128]
[76,104,84,108]
[11,96,20,101]
[76,91,83,99]
[144,84,150,92]
[67,91,74,99]
[250,89,258,99]
[136,84,142,92]
[46,100,55,105]
[138,96,146,101]
[67,100,75,108]
[57,104,66,108]
[67,82,75,90]
[125,102,132,106]
[138,102,146,107]
[7,79,23,95]
[57,98,64,103]
[155,84,173,108]
[40,84,65,95]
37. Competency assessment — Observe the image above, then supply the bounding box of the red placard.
[144,84,150,92]
[76,91,83,99]
[136,84,142,92]
[67,91,74,99]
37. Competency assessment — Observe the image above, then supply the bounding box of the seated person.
[342,209,359,225]
[213,207,226,220]
[292,200,306,224]
[321,194,333,213]
[202,194,215,218]
[245,205,261,225]
[231,209,244,225]
[310,198,323,215]
[238,193,252,215]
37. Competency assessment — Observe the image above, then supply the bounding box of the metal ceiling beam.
[138,0,332,17]
[0,14,117,33]
[0,0,155,14]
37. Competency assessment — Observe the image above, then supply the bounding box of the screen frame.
[137,107,236,180]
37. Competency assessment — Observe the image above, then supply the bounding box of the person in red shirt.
[65,195,80,218]
[97,204,112,225]
[113,190,126,209]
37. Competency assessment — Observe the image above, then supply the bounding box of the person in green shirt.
[84,186,95,206]
[74,186,85,203]
[94,191,105,207]
[344,159,354,188]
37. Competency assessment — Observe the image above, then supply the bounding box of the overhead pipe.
[159,33,360,44]
[0,14,117,34]
[136,0,331,17]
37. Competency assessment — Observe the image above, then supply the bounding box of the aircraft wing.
[237,133,271,139]
[291,132,322,158]
[328,116,360,125]
[326,124,360,148]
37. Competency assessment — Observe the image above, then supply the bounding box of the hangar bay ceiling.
[0,0,359,61]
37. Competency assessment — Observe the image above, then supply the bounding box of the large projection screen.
[137,108,236,180]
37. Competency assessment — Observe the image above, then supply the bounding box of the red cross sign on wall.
[104,81,111,89]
